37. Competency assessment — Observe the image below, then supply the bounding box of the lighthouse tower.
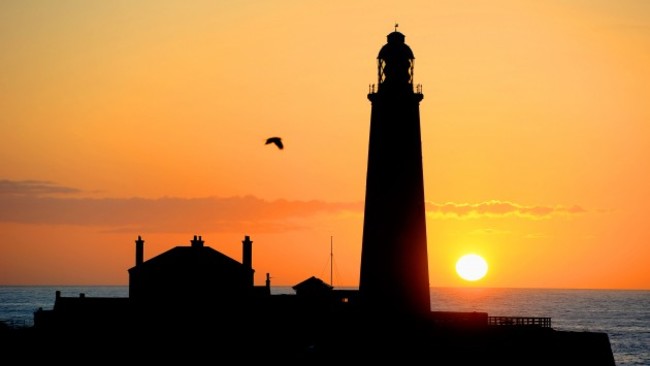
[359,29,430,318]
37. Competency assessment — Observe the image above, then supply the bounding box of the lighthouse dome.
[377,31,415,60]
[376,31,415,91]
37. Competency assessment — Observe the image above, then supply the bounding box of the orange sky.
[1,0,649,289]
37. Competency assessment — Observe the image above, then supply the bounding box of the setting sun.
[456,254,488,281]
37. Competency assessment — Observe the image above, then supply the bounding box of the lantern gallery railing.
[367,83,422,94]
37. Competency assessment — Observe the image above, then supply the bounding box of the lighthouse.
[358,29,431,318]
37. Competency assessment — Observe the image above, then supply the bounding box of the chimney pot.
[135,235,145,266]
[191,234,204,248]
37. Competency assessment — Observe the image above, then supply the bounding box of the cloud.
[425,200,586,219]
[0,181,362,233]
[0,180,587,234]
[0,180,81,196]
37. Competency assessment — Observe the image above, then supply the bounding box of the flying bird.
[265,137,284,150]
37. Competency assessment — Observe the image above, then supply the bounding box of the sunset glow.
[1,0,649,290]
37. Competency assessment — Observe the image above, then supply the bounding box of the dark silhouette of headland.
[4,30,616,365]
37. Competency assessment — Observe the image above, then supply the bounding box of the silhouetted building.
[359,30,430,317]
[128,235,264,311]
[293,276,333,297]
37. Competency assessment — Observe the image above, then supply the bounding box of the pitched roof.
[292,276,333,292]
[128,245,245,273]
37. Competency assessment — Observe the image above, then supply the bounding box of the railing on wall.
[488,316,552,328]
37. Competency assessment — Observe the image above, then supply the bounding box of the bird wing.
[265,137,283,149]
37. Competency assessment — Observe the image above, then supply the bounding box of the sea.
[0,286,648,365]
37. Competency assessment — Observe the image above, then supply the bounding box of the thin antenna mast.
[330,236,334,287]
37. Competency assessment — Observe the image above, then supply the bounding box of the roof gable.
[128,245,244,273]
[293,276,333,292]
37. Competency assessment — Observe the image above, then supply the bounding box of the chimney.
[135,235,144,266]
[243,236,254,288]
[242,235,252,270]
[191,235,204,248]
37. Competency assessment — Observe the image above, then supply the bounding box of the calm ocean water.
[1,286,648,365]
